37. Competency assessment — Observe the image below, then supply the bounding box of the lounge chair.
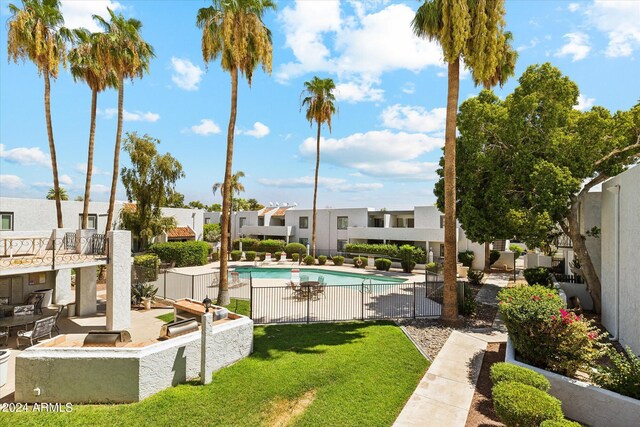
[17,316,55,349]
[52,305,64,334]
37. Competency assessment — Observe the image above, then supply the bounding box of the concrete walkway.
[394,273,510,427]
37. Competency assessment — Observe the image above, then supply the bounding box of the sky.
[1,0,639,210]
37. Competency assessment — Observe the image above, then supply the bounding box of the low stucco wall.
[15,316,253,403]
[506,339,640,427]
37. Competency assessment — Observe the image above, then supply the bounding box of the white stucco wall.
[601,166,640,354]
[15,316,253,403]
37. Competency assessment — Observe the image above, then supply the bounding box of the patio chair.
[52,305,64,334]
[13,304,35,317]
[0,329,7,347]
[19,293,44,314]
[0,297,9,305]
[16,316,56,349]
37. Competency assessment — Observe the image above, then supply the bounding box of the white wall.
[286,207,369,252]
[413,206,443,229]
[601,166,640,355]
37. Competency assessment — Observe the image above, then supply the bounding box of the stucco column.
[54,269,73,305]
[107,230,132,331]
[201,312,214,385]
[75,266,97,316]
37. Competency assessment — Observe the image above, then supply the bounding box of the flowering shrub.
[591,345,640,399]
[498,285,605,376]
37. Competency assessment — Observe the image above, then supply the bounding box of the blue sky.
[1,0,639,209]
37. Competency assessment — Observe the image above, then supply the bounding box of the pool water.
[233,267,406,286]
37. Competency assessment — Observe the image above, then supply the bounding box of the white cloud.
[258,176,383,193]
[91,184,110,194]
[517,37,539,52]
[60,0,123,32]
[75,163,110,176]
[59,174,73,186]
[238,122,270,138]
[335,79,384,103]
[588,0,640,57]
[1,174,26,190]
[380,105,446,134]
[555,32,591,61]
[575,93,596,111]
[401,82,415,95]
[0,144,50,167]
[32,181,53,188]
[170,57,203,91]
[189,119,221,136]
[100,108,160,122]
[568,3,580,13]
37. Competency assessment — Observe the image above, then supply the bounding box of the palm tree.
[94,8,154,235]
[301,77,337,258]
[197,0,275,306]
[7,0,70,227]
[412,0,515,324]
[46,187,68,200]
[69,28,116,229]
[213,171,245,251]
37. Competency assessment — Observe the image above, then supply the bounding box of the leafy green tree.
[412,0,516,323]
[197,0,275,306]
[74,196,84,201]
[209,203,222,212]
[301,76,337,258]
[119,132,185,249]
[204,223,221,243]
[94,8,155,234]
[247,198,264,210]
[188,200,206,210]
[69,28,116,229]
[46,186,68,200]
[7,0,70,227]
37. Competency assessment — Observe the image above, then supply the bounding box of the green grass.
[155,299,251,323]
[6,321,428,427]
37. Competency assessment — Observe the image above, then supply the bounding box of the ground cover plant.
[5,322,428,427]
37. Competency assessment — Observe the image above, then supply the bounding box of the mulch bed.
[466,342,506,427]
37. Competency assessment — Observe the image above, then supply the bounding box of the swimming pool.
[233,267,406,286]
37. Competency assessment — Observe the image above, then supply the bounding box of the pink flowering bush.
[498,285,605,377]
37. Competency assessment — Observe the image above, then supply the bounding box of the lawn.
[6,321,428,427]
[155,298,251,323]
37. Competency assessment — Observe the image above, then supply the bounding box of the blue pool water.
[233,267,406,286]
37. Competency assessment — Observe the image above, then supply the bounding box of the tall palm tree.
[69,28,116,229]
[46,186,68,200]
[7,0,69,227]
[197,0,275,306]
[412,0,514,324]
[213,171,245,249]
[301,77,337,258]
[94,8,154,235]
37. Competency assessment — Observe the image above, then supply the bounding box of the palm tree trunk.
[218,67,239,307]
[484,242,491,272]
[44,70,63,228]
[106,76,124,234]
[311,121,321,258]
[442,58,461,324]
[82,88,98,229]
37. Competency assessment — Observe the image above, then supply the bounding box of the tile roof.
[123,203,137,213]
[272,207,289,217]
[258,207,275,217]
[167,227,195,239]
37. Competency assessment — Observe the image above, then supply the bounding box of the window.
[337,239,347,252]
[258,217,264,226]
[299,216,309,229]
[204,217,211,224]
[299,238,309,246]
[337,216,348,230]
[407,218,414,228]
[439,244,445,257]
[396,218,404,228]
[372,218,384,228]
[440,215,445,228]
[0,212,13,231]
[239,217,247,228]
[78,214,97,229]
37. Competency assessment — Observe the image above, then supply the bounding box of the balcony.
[240,225,295,237]
[347,226,449,243]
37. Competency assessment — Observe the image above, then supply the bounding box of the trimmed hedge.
[230,250,242,261]
[285,242,306,257]
[274,251,283,261]
[426,262,438,273]
[539,420,582,427]
[257,252,266,261]
[490,363,551,392]
[303,255,315,265]
[490,249,501,265]
[233,238,260,251]
[458,250,475,268]
[344,243,399,257]
[211,251,219,262]
[374,258,392,271]
[492,381,563,427]
[318,255,327,265]
[257,239,286,254]
[292,253,300,262]
[133,254,159,282]
[245,251,257,261]
[353,256,368,268]
[332,255,344,266]
[468,269,484,286]
[524,267,553,287]
[147,241,209,267]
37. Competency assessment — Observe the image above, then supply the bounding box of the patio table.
[0,314,43,335]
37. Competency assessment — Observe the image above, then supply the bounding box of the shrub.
[232,238,260,251]
[425,262,438,273]
[230,250,242,261]
[257,252,266,261]
[490,249,501,266]
[467,270,484,286]
[458,250,475,268]
[509,243,524,259]
[292,253,299,262]
[148,241,209,267]
[540,419,582,427]
[332,255,344,266]
[591,345,640,399]
[318,255,327,265]
[203,223,221,242]
[353,256,368,268]
[285,242,306,257]
[524,267,553,287]
[257,239,286,254]
[133,254,159,282]
[303,255,315,265]
[399,245,417,273]
[131,283,158,305]
[490,362,551,391]
[245,251,257,261]
[498,285,605,376]
[211,251,219,262]
[492,381,563,427]
[274,251,283,261]
[344,243,398,257]
[458,282,476,315]
[374,258,392,271]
